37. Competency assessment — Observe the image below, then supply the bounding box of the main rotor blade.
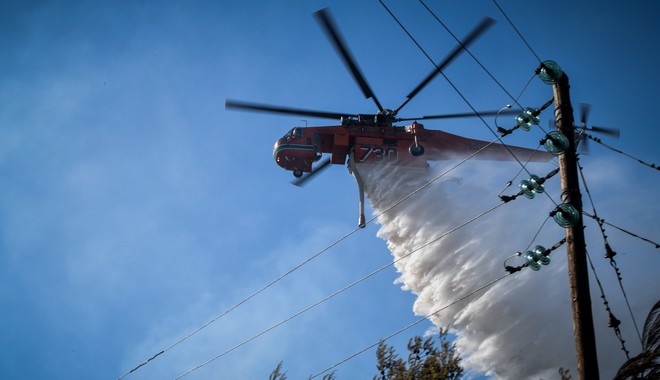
[291,158,332,187]
[395,17,495,114]
[314,8,384,112]
[225,99,351,120]
[396,108,521,122]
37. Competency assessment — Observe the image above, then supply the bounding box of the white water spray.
[360,159,610,379]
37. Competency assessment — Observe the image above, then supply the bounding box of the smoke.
[359,157,648,379]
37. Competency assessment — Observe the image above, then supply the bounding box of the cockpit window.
[283,127,303,140]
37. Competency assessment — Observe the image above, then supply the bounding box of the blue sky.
[1,1,658,379]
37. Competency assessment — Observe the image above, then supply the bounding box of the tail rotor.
[575,103,620,154]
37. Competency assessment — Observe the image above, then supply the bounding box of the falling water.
[360,159,581,379]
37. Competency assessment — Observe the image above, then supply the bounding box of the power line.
[373,135,527,218]
[117,225,364,379]
[583,133,660,171]
[311,235,567,378]
[379,0,560,210]
[121,131,527,377]
[523,215,552,253]
[126,5,644,378]
[578,161,644,346]
[491,0,543,64]
[122,132,523,378]
[418,0,524,111]
[309,272,512,379]
[173,122,563,378]
[419,0,555,142]
[585,250,631,359]
[174,199,509,379]
[384,0,571,252]
[582,212,659,249]
[378,0,434,67]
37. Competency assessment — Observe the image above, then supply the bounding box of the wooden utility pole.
[552,72,600,380]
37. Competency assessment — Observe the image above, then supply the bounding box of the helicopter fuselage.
[273,121,552,176]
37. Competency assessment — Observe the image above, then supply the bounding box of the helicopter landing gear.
[293,169,303,178]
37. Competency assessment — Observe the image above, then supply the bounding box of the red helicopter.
[227,9,553,227]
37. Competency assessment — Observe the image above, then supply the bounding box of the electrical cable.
[419,0,528,112]
[117,225,364,379]
[372,134,520,220]
[491,0,543,64]
[303,3,657,377]
[384,6,527,164]
[119,131,540,378]
[585,249,631,359]
[514,73,540,112]
[169,149,562,377]
[578,160,644,346]
[379,0,434,68]
[309,272,512,379]
[126,131,528,378]
[583,133,660,171]
[379,0,560,210]
[419,0,554,139]
[125,5,581,376]
[582,212,659,249]
[174,200,509,379]
[523,215,552,253]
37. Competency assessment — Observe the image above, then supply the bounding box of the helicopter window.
[284,127,303,141]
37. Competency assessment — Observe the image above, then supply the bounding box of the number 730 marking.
[358,146,398,162]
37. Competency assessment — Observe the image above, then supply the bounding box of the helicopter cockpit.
[281,127,303,141]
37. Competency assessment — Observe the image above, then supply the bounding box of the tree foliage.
[269,328,462,380]
[269,361,287,380]
[374,328,463,380]
[268,361,335,380]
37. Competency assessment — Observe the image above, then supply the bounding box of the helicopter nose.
[273,139,316,173]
